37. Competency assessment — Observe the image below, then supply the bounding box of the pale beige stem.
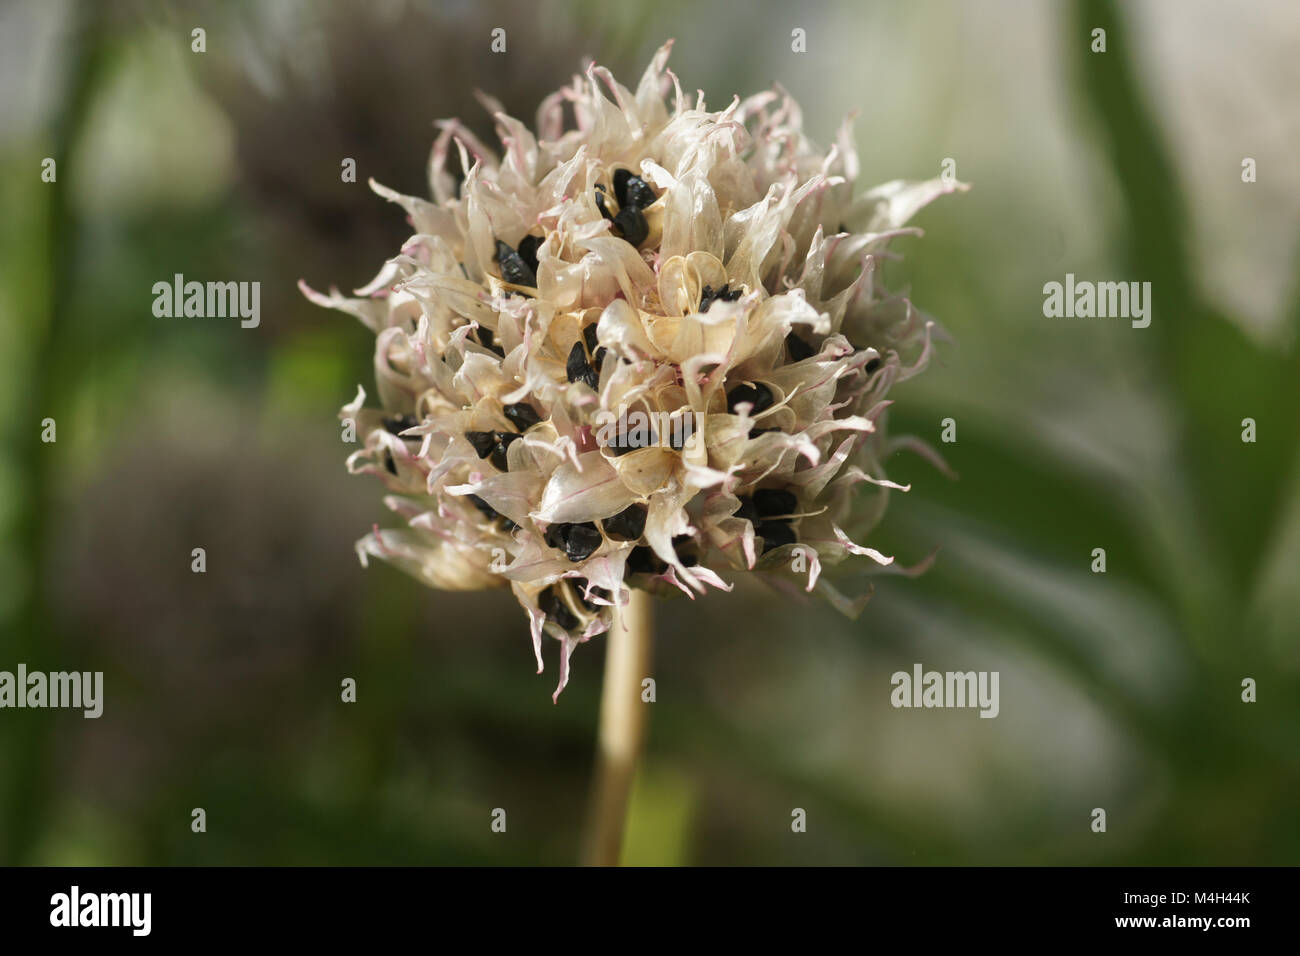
[581,587,653,866]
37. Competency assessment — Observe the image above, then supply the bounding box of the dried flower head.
[302,41,965,698]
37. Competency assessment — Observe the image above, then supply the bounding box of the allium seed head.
[301,41,966,699]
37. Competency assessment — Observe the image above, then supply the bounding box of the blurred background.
[1,0,1297,865]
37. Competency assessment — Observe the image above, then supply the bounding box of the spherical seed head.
[301,41,966,698]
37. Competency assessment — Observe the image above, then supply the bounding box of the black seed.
[865,357,882,374]
[516,234,542,275]
[539,587,579,630]
[700,283,743,313]
[672,534,699,567]
[624,175,655,210]
[467,494,498,520]
[469,493,518,531]
[754,488,797,519]
[495,239,537,287]
[612,206,648,247]
[594,188,614,221]
[785,333,815,362]
[583,323,599,354]
[627,545,667,576]
[566,340,589,381]
[467,430,519,469]
[476,325,505,356]
[503,402,542,432]
[566,340,599,390]
[748,426,781,439]
[612,168,633,206]
[727,382,774,415]
[734,496,758,524]
[605,415,656,455]
[602,503,648,541]
[544,521,602,562]
[465,430,497,459]
[606,433,655,455]
[383,414,418,435]
[490,431,521,471]
[384,450,398,475]
[614,169,655,210]
[758,520,797,553]
[593,346,607,368]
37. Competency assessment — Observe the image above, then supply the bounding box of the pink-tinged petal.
[533,451,633,524]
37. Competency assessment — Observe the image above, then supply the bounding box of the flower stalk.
[581,587,653,866]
